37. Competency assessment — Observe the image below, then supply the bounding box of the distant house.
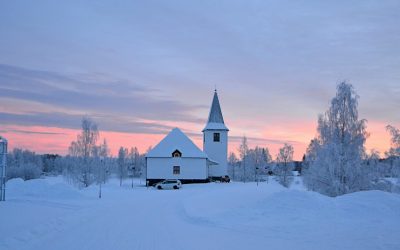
[146,90,229,185]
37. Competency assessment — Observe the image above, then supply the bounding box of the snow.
[146,128,207,158]
[1,177,400,250]
[203,122,229,131]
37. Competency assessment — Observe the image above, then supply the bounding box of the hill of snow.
[1,177,399,250]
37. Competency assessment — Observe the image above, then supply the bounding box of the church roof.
[146,128,207,158]
[203,90,229,131]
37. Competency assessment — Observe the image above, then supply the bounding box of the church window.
[172,149,182,157]
[213,133,220,142]
[173,166,180,175]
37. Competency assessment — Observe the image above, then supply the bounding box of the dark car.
[221,175,230,183]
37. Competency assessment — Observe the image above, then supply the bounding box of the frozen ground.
[1,177,400,250]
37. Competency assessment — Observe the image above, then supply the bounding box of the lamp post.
[131,165,135,189]
[256,167,259,186]
[0,136,7,202]
[99,158,103,199]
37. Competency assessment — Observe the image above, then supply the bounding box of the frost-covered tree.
[303,82,369,196]
[128,147,141,177]
[275,143,294,188]
[238,136,249,182]
[246,147,272,182]
[6,149,43,180]
[228,152,239,181]
[67,117,100,187]
[117,147,128,186]
[386,125,400,183]
[69,117,99,160]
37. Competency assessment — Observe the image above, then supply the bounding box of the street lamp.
[99,158,103,199]
[131,165,135,189]
[0,136,7,202]
[256,167,259,186]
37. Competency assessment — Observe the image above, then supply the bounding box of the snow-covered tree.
[67,117,100,187]
[275,143,294,188]
[228,152,239,181]
[303,82,369,196]
[386,125,400,185]
[117,147,128,186]
[6,149,43,180]
[238,136,249,182]
[128,147,141,177]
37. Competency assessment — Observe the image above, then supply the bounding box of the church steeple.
[207,90,225,124]
[203,90,229,131]
[203,89,229,177]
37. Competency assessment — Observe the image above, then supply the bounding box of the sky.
[0,0,399,160]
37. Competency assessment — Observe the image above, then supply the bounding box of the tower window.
[173,166,180,175]
[213,133,220,142]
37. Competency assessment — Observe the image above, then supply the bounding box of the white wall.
[147,157,208,180]
[203,130,228,177]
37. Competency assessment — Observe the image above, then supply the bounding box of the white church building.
[146,90,229,185]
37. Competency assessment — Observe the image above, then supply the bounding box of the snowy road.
[1,178,400,250]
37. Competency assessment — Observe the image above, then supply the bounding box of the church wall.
[146,157,208,180]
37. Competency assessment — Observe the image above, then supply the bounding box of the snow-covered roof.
[203,122,229,131]
[146,128,207,158]
[203,90,229,131]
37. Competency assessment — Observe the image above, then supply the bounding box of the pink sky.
[1,1,399,161]
[2,120,394,161]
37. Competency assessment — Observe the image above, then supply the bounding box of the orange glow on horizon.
[0,121,395,161]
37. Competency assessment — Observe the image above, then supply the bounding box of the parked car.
[221,175,230,183]
[155,179,182,190]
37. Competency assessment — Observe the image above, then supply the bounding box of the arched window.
[172,149,182,158]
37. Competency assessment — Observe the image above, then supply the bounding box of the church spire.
[203,90,229,131]
[207,90,225,124]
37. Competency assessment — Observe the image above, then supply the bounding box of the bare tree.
[275,143,294,188]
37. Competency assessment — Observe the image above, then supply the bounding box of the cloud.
[0,64,207,133]
[0,111,177,135]
[0,129,66,135]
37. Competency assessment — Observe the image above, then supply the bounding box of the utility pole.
[131,165,135,189]
[99,158,103,199]
[1,137,8,201]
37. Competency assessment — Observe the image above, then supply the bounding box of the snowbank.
[1,177,399,250]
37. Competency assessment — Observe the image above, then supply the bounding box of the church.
[146,90,229,186]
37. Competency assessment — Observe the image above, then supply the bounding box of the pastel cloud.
[0,1,399,160]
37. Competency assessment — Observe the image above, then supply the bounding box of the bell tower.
[203,90,229,178]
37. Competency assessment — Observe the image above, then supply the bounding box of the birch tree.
[303,82,369,196]
[68,117,100,187]
[275,143,294,187]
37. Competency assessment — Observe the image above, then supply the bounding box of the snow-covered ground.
[1,177,400,250]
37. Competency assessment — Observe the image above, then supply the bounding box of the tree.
[238,136,249,182]
[386,125,400,182]
[6,149,43,180]
[275,143,294,187]
[303,82,369,196]
[69,117,99,160]
[68,117,100,187]
[228,152,238,181]
[117,147,128,186]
